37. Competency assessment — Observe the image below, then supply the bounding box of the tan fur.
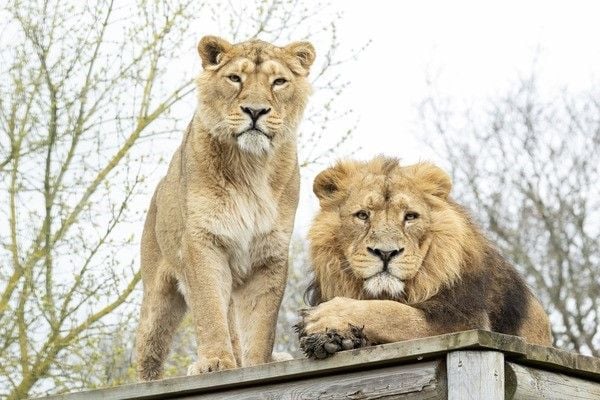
[135,36,315,381]
[301,157,552,347]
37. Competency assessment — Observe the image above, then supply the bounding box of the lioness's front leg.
[181,233,237,374]
[298,297,435,358]
[234,238,288,366]
[234,260,287,366]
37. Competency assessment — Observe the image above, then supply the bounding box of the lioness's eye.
[405,212,419,221]
[273,78,287,86]
[228,74,241,83]
[355,210,369,220]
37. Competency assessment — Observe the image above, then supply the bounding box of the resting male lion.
[135,36,315,380]
[296,157,552,358]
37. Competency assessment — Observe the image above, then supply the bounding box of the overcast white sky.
[3,1,598,253]
[288,0,600,233]
[14,0,600,262]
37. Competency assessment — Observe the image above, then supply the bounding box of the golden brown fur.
[135,36,315,380]
[299,157,552,356]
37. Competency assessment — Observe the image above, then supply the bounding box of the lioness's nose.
[367,247,404,263]
[241,106,271,123]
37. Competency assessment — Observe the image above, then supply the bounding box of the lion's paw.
[295,324,369,359]
[187,356,236,375]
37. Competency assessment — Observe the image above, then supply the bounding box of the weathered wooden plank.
[470,330,527,356]
[179,360,445,399]
[41,330,600,400]
[447,351,504,400]
[505,361,600,399]
[44,330,485,400]
[471,330,600,381]
[519,343,600,381]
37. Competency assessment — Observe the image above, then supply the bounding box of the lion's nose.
[241,106,271,124]
[367,247,404,264]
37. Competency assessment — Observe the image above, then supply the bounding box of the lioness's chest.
[209,185,278,276]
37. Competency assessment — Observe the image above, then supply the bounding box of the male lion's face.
[312,158,452,299]
[195,36,315,155]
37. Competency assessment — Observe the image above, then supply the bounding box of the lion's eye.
[405,212,420,221]
[273,78,287,86]
[228,74,241,83]
[355,210,369,221]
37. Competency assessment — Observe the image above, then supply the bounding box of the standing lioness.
[135,36,315,381]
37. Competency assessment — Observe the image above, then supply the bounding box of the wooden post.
[447,350,504,400]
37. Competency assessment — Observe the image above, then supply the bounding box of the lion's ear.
[198,36,232,69]
[405,162,452,199]
[284,41,316,72]
[313,162,351,206]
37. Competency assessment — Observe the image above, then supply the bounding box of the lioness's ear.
[405,162,452,199]
[284,41,316,71]
[313,162,350,206]
[197,35,232,69]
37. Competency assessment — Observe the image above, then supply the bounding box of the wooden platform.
[44,330,600,399]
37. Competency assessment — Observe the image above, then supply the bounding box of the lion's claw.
[296,324,370,359]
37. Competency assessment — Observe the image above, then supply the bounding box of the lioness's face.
[195,36,315,155]
[312,159,451,299]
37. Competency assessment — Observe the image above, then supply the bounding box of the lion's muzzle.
[363,272,405,298]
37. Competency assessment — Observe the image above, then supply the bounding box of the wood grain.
[180,361,445,399]
[505,361,600,400]
[447,351,504,400]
